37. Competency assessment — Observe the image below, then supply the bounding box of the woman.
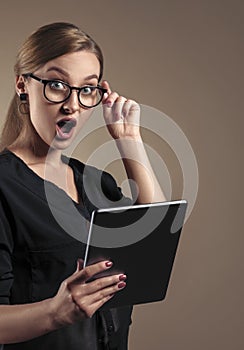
[0,22,165,349]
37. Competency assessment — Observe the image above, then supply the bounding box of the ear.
[16,75,27,97]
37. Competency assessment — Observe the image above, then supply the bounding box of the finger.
[79,293,115,318]
[101,80,111,94]
[90,294,115,315]
[114,97,128,121]
[85,273,127,295]
[123,100,141,126]
[103,91,119,108]
[101,80,112,103]
[75,280,126,316]
[87,280,126,306]
[68,260,113,285]
[121,99,134,118]
[94,280,126,302]
[71,259,84,277]
[76,259,84,272]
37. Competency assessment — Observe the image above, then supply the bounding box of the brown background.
[0,1,243,349]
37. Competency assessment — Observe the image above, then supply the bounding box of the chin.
[50,136,77,151]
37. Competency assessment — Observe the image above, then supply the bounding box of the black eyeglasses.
[25,73,107,108]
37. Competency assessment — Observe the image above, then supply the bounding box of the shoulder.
[0,150,35,194]
[0,149,13,163]
[66,156,114,183]
[67,156,131,205]
[0,150,16,177]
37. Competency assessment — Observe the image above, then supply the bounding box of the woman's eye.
[80,86,95,95]
[48,81,66,90]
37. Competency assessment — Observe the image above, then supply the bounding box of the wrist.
[115,134,143,144]
[44,297,64,331]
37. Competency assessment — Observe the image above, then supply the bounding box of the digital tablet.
[83,200,187,309]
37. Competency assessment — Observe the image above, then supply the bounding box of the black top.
[0,149,133,350]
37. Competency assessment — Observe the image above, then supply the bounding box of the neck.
[9,143,63,168]
[8,125,65,167]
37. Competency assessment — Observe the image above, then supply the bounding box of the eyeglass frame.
[24,73,108,108]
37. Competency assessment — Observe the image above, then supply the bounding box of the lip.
[55,117,77,140]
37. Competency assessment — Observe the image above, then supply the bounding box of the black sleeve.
[100,170,132,204]
[0,197,14,305]
[70,158,133,212]
[84,165,133,211]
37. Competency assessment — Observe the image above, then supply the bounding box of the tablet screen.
[83,200,187,309]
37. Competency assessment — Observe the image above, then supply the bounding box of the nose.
[62,90,81,114]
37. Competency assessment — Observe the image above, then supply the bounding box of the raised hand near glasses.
[101,81,141,141]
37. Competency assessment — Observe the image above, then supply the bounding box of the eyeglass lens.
[45,81,104,107]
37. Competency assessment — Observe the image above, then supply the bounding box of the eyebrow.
[83,74,99,81]
[46,66,69,77]
[46,67,99,82]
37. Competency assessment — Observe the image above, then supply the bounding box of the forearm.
[0,260,124,344]
[116,137,166,203]
[0,299,56,344]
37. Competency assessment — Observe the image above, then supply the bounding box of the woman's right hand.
[51,260,126,327]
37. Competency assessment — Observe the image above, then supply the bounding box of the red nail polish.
[119,274,127,281]
[118,282,126,289]
[105,261,113,267]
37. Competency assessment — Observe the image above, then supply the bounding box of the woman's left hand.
[101,81,141,140]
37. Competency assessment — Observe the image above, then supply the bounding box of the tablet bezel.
[83,199,187,309]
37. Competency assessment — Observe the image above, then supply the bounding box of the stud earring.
[19,93,28,101]
[18,93,29,114]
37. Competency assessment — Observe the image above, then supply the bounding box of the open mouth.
[56,118,77,139]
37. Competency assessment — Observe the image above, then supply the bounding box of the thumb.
[74,258,84,274]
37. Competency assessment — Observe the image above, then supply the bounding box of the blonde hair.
[0,22,104,151]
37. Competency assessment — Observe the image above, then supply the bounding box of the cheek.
[28,99,57,140]
[28,92,46,121]
[76,109,94,129]
[29,103,50,128]
[28,90,55,124]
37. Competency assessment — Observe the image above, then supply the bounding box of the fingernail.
[105,261,113,267]
[119,274,127,281]
[118,281,126,289]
